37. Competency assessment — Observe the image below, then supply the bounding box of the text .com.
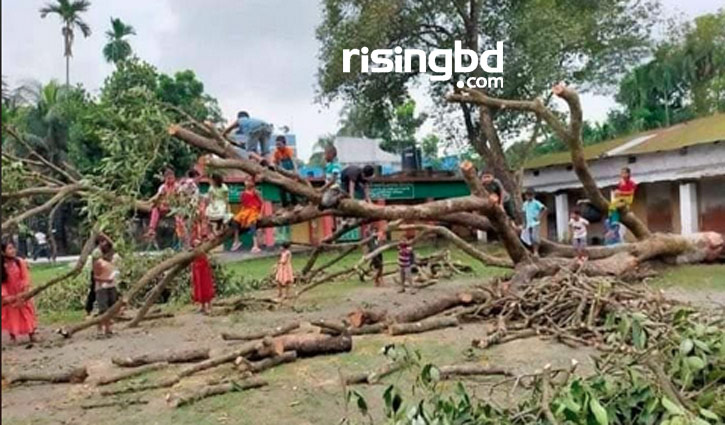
[343,40,504,88]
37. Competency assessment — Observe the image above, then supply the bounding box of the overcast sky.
[2,0,722,160]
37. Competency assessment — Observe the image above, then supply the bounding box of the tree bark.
[344,362,406,385]
[112,348,210,368]
[178,340,264,378]
[389,316,460,336]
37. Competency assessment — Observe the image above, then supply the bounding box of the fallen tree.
[111,348,210,367]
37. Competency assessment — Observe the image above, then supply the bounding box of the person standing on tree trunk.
[569,208,590,262]
[222,111,273,165]
[273,135,301,208]
[1,241,37,344]
[397,234,414,293]
[521,188,547,257]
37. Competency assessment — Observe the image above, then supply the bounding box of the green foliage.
[103,17,136,65]
[343,309,724,425]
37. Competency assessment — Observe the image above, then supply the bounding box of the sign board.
[370,183,415,200]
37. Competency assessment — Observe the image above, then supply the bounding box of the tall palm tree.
[103,17,136,65]
[39,0,92,87]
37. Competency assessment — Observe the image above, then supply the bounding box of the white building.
[335,136,402,172]
[522,114,725,242]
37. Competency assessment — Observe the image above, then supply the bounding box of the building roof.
[335,136,401,165]
[524,113,725,169]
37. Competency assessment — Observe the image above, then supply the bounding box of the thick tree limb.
[1,183,84,232]
[389,316,460,336]
[400,224,512,268]
[127,262,189,328]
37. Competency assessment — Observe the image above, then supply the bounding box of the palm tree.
[103,17,136,65]
[39,0,92,87]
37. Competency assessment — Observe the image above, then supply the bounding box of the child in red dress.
[1,241,37,343]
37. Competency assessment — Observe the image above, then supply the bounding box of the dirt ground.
[2,268,723,425]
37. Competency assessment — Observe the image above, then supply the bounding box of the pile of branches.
[464,272,683,352]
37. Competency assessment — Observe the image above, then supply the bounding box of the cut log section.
[349,323,387,335]
[178,340,266,378]
[347,308,388,328]
[391,290,489,323]
[221,322,300,341]
[438,364,513,379]
[7,367,88,385]
[251,334,353,360]
[239,351,297,374]
[389,316,460,336]
[112,348,209,368]
[310,319,349,335]
[171,378,268,408]
[96,362,168,386]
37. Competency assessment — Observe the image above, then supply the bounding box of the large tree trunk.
[111,348,210,368]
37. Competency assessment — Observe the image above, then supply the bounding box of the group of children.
[481,167,637,262]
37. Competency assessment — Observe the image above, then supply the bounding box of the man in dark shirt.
[341,165,375,202]
[480,169,516,220]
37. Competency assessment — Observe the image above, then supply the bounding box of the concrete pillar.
[554,192,569,242]
[679,182,698,235]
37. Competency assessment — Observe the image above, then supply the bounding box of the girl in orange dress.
[1,241,37,343]
[275,242,294,299]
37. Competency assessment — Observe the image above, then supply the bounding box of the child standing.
[205,174,232,234]
[93,242,119,337]
[1,241,37,343]
[568,209,590,261]
[275,242,294,299]
[521,188,547,256]
[397,235,414,293]
[369,231,384,287]
[232,176,263,253]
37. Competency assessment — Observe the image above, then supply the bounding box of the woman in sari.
[1,241,37,343]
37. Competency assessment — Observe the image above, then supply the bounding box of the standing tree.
[102,17,136,65]
[317,0,659,211]
[39,0,92,86]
